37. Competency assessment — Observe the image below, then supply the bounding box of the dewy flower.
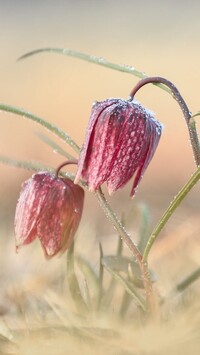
[75,98,162,197]
[15,172,84,257]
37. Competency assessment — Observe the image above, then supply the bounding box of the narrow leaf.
[98,243,104,286]
[191,111,200,119]
[97,243,104,309]
[103,255,156,289]
[103,255,128,273]
[76,255,99,300]
[18,47,147,79]
[0,155,54,173]
[18,47,170,94]
[0,155,75,181]
[101,236,123,308]
[190,112,200,129]
[66,242,88,313]
[0,104,80,153]
[137,203,151,253]
[35,131,76,160]
[119,292,132,318]
[103,264,146,310]
[101,277,116,309]
[176,267,200,292]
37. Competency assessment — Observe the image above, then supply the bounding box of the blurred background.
[1,0,200,248]
[0,0,200,354]
[1,2,200,349]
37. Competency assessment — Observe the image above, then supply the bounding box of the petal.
[130,115,162,197]
[84,102,127,190]
[36,178,72,257]
[107,102,147,194]
[74,99,120,185]
[37,178,84,257]
[14,172,54,247]
[59,179,84,254]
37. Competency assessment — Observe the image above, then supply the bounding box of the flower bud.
[75,98,162,197]
[15,172,84,257]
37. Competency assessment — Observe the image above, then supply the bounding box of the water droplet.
[98,57,106,63]
[92,100,98,107]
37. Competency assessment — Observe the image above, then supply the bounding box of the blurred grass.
[0,211,200,354]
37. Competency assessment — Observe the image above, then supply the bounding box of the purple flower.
[15,172,84,257]
[75,98,162,197]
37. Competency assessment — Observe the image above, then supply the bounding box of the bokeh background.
[1,3,200,352]
[1,0,200,246]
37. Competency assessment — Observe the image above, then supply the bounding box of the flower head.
[15,172,84,257]
[75,98,162,197]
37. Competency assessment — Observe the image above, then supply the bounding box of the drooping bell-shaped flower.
[15,172,84,257]
[75,98,162,197]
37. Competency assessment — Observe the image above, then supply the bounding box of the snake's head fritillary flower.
[15,172,84,257]
[75,98,162,197]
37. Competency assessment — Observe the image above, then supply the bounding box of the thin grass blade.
[101,236,123,308]
[18,47,170,94]
[0,156,54,173]
[119,292,133,318]
[103,264,146,311]
[0,155,75,182]
[0,104,80,153]
[96,243,104,309]
[76,255,99,301]
[35,132,76,160]
[176,267,200,293]
[137,203,151,253]
[66,242,88,313]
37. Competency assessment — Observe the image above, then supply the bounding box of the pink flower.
[75,98,162,197]
[15,172,84,257]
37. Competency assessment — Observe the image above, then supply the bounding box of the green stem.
[96,188,155,313]
[143,166,200,262]
[96,189,142,263]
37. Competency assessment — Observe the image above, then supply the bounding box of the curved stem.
[96,187,156,314]
[129,77,200,167]
[142,166,200,262]
[55,159,78,177]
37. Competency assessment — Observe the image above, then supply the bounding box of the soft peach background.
[1,0,200,229]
